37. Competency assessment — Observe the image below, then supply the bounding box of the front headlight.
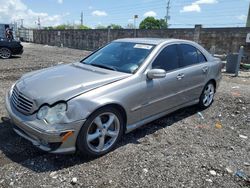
[37,103,67,124]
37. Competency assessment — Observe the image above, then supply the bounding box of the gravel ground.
[0,43,249,188]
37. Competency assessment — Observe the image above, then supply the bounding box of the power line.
[78,0,248,28]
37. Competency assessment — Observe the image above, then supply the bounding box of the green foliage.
[46,24,90,30]
[54,24,68,30]
[77,25,91,29]
[95,24,123,29]
[95,25,107,29]
[108,24,123,29]
[139,17,168,29]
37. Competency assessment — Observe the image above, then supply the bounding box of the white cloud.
[143,11,157,17]
[0,0,69,27]
[57,0,63,4]
[180,4,201,13]
[92,10,107,17]
[180,0,218,13]
[237,14,247,21]
[195,0,218,4]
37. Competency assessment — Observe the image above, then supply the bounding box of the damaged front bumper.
[5,92,85,154]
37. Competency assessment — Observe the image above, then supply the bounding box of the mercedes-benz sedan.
[5,38,222,157]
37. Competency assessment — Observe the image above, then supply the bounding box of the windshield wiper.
[90,63,117,71]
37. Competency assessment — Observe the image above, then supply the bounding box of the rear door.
[177,44,209,103]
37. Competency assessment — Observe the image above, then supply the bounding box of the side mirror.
[147,69,166,79]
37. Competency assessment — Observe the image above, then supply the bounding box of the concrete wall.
[33,26,250,56]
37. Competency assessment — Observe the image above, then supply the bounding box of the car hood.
[15,62,130,107]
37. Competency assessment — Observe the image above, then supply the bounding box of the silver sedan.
[5,38,222,157]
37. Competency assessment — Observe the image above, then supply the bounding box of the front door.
[140,44,185,119]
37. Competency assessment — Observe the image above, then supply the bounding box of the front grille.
[11,86,34,115]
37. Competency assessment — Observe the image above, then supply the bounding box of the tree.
[95,24,123,29]
[77,25,91,29]
[108,24,123,29]
[139,17,168,29]
[95,25,107,29]
[45,24,90,30]
[126,23,134,29]
[158,19,168,29]
[54,24,67,30]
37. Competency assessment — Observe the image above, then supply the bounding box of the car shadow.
[0,105,202,173]
[0,56,21,60]
[10,56,22,59]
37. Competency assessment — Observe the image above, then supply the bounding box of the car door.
[177,43,209,103]
[139,44,186,118]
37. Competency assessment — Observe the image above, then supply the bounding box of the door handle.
[176,73,184,80]
[202,66,208,73]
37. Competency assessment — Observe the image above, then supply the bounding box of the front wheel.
[0,47,12,59]
[76,107,124,158]
[199,82,215,108]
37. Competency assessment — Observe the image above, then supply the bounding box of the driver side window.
[152,44,180,72]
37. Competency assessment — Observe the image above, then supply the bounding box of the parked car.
[5,38,222,157]
[0,38,23,59]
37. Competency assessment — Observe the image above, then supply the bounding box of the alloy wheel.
[0,48,11,59]
[86,112,120,153]
[202,83,215,107]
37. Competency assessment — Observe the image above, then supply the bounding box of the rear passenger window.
[179,44,198,67]
[197,49,207,63]
[152,44,179,72]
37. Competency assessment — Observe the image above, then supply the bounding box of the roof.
[114,38,180,45]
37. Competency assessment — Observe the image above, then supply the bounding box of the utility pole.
[134,15,138,38]
[80,11,83,25]
[37,17,41,29]
[20,19,24,28]
[246,2,250,27]
[165,0,170,28]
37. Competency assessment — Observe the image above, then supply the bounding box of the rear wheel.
[0,47,12,59]
[77,107,124,158]
[199,82,215,108]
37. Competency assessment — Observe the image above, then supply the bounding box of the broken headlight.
[37,103,67,124]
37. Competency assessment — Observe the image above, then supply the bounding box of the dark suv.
[0,38,23,59]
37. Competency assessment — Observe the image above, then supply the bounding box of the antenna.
[80,11,83,25]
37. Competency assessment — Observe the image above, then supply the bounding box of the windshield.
[81,42,155,73]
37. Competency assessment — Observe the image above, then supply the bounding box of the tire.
[198,81,215,109]
[0,47,12,59]
[76,107,124,158]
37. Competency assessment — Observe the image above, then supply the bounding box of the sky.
[0,0,249,28]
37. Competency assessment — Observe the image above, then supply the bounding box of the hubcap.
[203,84,214,107]
[0,48,11,59]
[86,112,120,153]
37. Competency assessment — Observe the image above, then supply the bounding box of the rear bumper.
[5,92,85,154]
